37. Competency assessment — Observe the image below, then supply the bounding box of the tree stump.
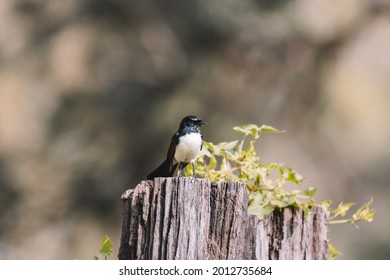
[118,177,329,260]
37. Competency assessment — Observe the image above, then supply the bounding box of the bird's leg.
[192,162,196,178]
[178,163,183,177]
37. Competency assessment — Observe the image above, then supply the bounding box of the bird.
[147,115,206,180]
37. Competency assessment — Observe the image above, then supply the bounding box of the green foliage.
[94,235,113,260]
[328,244,342,260]
[188,123,375,258]
[327,198,375,225]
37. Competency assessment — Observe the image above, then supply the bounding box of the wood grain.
[118,178,329,260]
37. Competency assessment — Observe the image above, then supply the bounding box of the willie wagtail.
[147,115,206,180]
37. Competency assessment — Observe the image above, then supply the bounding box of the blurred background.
[0,0,389,259]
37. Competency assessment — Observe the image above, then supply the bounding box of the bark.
[118,177,329,260]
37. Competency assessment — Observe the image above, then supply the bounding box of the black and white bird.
[147,115,206,180]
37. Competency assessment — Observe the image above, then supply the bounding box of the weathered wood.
[118,178,329,260]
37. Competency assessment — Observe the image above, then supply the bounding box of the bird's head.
[180,115,207,129]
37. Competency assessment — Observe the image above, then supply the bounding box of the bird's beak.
[199,120,207,126]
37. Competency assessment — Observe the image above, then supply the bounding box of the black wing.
[166,131,179,175]
[146,132,179,180]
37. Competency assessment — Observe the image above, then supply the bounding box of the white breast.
[174,133,202,163]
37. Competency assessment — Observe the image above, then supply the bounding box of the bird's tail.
[146,160,178,180]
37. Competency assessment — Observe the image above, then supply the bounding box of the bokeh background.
[0,0,389,259]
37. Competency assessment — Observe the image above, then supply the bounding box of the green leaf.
[234,124,260,137]
[271,194,298,208]
[183,163,196,176]
[207,155,217,170]
[258,124,285,134]
[282,167,304,185]
[220,140,239,150]
[328,244,342,260]
[234,124,284,139]
[352,198,375,223]
[202,141,215,153]
[303,187,317,198]
[248,202,275,219]
[267,162,284,174]
[320,200,332,210]
[99,235,113,260]
[200,147,212,158]
[302,204,312,223]
[334,202,355,218]
[281,194,298,206]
